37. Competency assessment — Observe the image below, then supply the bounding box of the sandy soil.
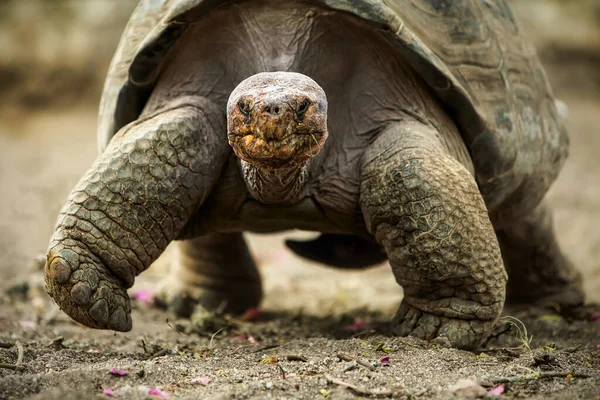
[1,1,599,399]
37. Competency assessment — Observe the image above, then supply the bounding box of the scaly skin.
[227,72,328,170]
[360,121,507,350]
[226,72,329,205]
[45,97,229,331]
[157,232,262,317]
[498,200,584,308]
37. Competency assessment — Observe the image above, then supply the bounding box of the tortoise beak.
[228,103,327,169]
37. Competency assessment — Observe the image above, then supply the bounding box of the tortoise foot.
[531,283,585,311]
[45,255,132,332]
[391,301,495,350]
[155,276,262,318]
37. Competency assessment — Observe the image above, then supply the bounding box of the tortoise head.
[227,72,328,169]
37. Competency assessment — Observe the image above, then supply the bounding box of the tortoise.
[44,0,584,349]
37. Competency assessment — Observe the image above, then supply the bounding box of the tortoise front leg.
[45,98,230,331]
[157,232,262,317]
[360,121,507,350]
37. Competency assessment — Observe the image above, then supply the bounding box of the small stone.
[447,379,487,398]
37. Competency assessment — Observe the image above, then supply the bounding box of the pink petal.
[109,368,127,376]
[88,349,102,353]
[132,289,154,304]
[380,356,390,366]
[148,388,169,398]
[345,318,369,331]
[103,388,116,397]
[242,307,262,321]
[191,376,211,385]
[19,320,36,329]
[488,385,505,395]
[273,249,290,263]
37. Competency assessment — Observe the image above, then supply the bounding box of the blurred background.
[0,0,599,316]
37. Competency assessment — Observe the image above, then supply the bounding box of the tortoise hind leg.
[285,234,387,269]
[497,200,584,308]
[157,232,262,317]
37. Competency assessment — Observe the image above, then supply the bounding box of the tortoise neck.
[241,160,309,205]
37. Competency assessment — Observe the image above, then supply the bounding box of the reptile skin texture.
[360,122,507,349]
[45,98,229,331]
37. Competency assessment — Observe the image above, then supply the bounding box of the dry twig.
[0,341,25,371]
[251,343,280,353]
[336,352,376,371]
[0,363,23,371]
[148,348,170,359]
[324,374,393,397]
[489,371,591,384]
[283,354,307,362]
[277,364,286,379]
[15,341,23,367]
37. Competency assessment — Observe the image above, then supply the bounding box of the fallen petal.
[242,307,261,321]
[109,368,128,376]
[132,289,154,305]
[148,388,169,398]
[191,376,211,385]
[345,318,369,331]
[103,388,116,397]
[488,384,504,395]
[19,320,36,329]
[380,356,391,366]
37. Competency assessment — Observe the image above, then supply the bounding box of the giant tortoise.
[44,0,584,349]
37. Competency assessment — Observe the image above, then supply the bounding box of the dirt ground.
[1,1,599,399]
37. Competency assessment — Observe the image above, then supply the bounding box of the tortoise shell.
[98,0,567,222]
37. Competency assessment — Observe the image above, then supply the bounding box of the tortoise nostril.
[264,104,282,116]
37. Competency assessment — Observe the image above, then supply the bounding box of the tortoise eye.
[297,99,310,119]
[238,101,250,116]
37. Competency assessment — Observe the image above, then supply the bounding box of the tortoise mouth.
[228,130,326,169]
[226,72,329,169]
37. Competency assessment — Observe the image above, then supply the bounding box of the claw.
[45,251,132,332]
[432,336,452,348]
[391,302,494,350]
[47,258,71,284]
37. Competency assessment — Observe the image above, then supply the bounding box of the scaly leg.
[284,234,387,269]
[45,97,230,331]
[157,232,262,317]
[360,121,506,350]
[497,200,584,308]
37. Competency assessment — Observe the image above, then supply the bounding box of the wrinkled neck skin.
[241,159,309,205]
